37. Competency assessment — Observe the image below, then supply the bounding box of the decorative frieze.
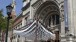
[32,0,43,10]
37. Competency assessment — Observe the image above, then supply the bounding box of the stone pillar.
[30,1,32,19]
[72,0,76,42]
[22,18,25,26]
[16,35,18,42]
[60,5,66,42]
[68,0,74,37]
[60,8,66,42]
[67,0,76,42]
[66,35,74,42]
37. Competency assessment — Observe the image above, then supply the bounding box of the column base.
[60,35,66,42]
[66,34,75,42]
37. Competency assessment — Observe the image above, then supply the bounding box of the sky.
[0,0,23,16]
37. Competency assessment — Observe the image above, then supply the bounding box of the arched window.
[48,14,60,27]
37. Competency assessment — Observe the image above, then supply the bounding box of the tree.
[0,10,13,42]
[0,10,7,42]
[0,10,7,31]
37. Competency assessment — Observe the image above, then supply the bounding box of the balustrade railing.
[13,20,56,41]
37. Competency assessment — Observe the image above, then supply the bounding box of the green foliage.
[0,10,7,31]
[0,10,13,31]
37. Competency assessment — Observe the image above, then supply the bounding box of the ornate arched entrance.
[34,0,60,42]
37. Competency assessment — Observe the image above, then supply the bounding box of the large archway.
[34,1,60,42]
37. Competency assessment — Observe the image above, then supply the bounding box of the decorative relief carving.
[32,0,43,18]
[32,0,43,10]
[60,13,64,22]
[60,4,64,22]
[39,5,59,19]
[33,0,61,22]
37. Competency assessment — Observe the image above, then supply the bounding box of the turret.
[11,0,16,20]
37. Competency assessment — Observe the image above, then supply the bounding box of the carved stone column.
[66,0,75,42]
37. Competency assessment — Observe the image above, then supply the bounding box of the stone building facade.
[21,0,64,42]
[12,0,76,42]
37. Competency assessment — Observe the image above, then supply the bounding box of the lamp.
[5,5,13,42]
[6,5,13,19]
